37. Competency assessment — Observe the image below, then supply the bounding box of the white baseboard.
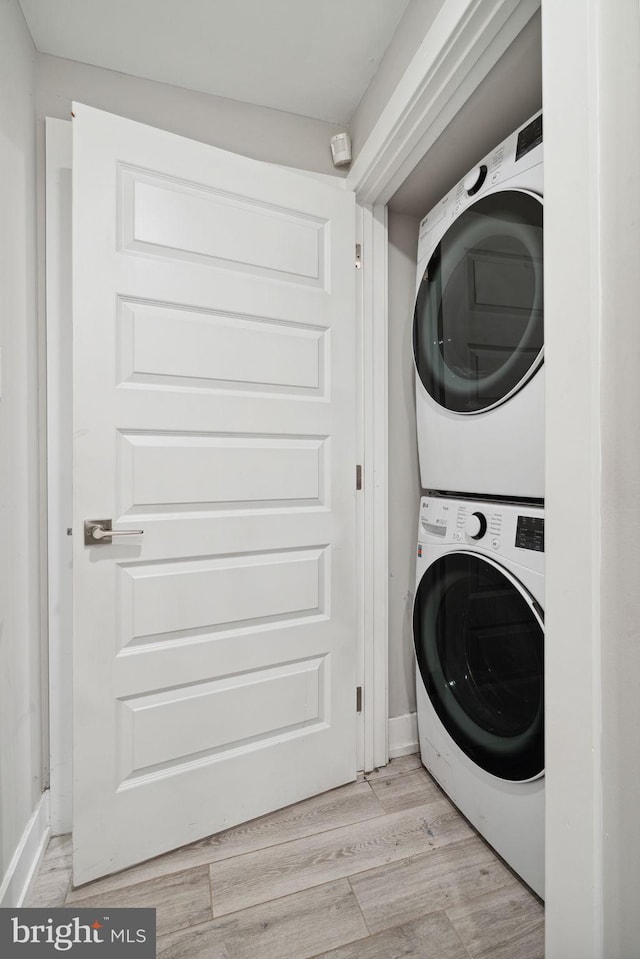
[0,791,51,907]
[388,712,419,759]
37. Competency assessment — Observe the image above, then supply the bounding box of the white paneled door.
[72,104,357,884]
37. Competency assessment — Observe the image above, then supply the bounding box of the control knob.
[463,164,488,196]
[465,511,487,540]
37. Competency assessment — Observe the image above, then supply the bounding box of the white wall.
[387,212,421,721]
[0,0,43,901]
[543,0,640,955]
[350,0,445,158]
[37,54,345,176]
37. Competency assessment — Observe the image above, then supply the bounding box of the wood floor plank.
[210,798,474,917]
[24,835,72,908]
[311,910,470,959]
[25,769,544,959]
[66,780,383,903]
[202,780,385,864]
[349,835,517,933]
[157,923,231,959]
[364,754,422,782]
[66,865,212,938]
[158,879,368,959]
[369,766,442,813]
[446,883,544,959]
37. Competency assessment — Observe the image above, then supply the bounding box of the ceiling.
[19,0,411,124]
[20,0,542,219]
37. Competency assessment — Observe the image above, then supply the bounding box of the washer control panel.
[515,514,544,552]
[418,495,544,571]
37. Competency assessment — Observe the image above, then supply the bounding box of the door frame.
[45,118,73,835]
[44,0,542,830]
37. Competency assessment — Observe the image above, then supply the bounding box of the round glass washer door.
[413,190,543,414]
[414,551,544,782]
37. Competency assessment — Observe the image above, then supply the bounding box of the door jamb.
[44,118,74,833]
[356,202,389,770]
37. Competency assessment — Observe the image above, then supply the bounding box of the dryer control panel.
[417,110,543,260]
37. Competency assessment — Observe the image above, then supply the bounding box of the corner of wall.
[0,0,46,904]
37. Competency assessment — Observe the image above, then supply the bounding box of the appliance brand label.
[0,909,155,956]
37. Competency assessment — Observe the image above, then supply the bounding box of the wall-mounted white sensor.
[330,133,352,167]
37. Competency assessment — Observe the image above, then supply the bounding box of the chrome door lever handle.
[84,519,144,545]
[91,525,144,540]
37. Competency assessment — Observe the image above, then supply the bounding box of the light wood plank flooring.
[26,755,544,958]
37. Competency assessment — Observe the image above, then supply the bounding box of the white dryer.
[413,494,544,898]
[413,112,543,499]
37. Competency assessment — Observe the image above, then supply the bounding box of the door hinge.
[355,243,362,269]
[356,686,363,713]
[356,464,363,490]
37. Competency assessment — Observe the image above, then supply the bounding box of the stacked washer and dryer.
[411,113,545,898]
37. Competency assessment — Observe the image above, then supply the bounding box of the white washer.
[413,494,544,898]
[413,112,543,499]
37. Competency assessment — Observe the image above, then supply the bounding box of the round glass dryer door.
[414,552,544,781]
[413,190,543,414]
